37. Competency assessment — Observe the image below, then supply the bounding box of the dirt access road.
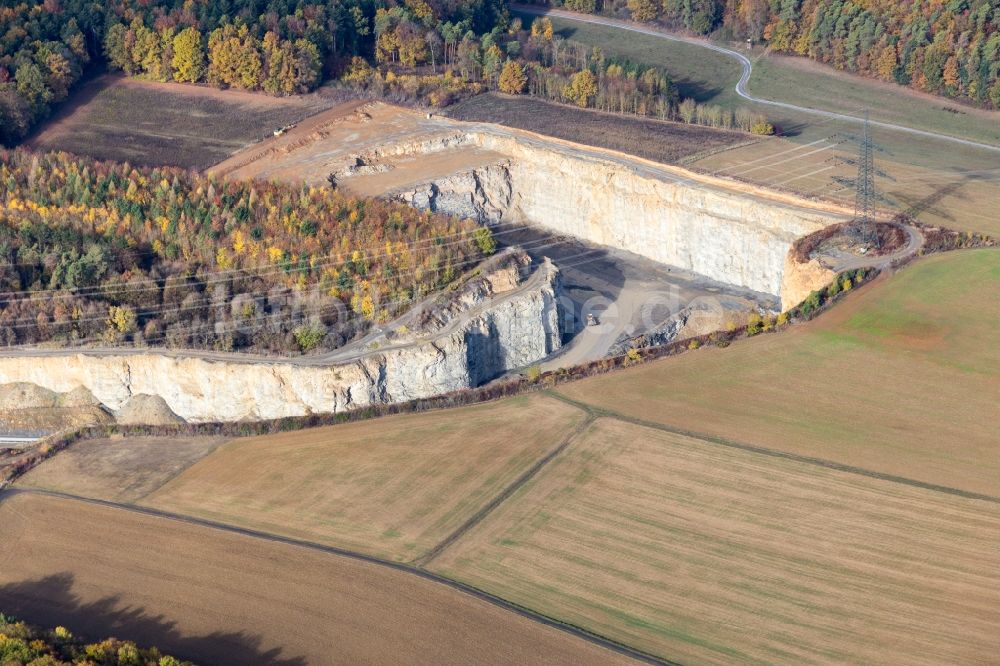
[514,6,1000,154]
[0,489,650,666]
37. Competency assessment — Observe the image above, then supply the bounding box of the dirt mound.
[115,394,184,425]
[58,385,101,408]
[0,406,112,431]
[0,383,59,411]
[0,383,110,431]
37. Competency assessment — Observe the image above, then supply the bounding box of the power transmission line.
[852,110,879,248]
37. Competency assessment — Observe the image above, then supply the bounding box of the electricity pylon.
[853,110,879,248]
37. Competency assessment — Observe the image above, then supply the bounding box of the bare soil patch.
[0,492,634,666]
[447,93,753,164]
[141,394,587,561]
[16,436,224,503]
[433,417,1000,665]
[27,75,332,169]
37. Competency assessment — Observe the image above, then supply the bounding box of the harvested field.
[432,417,1000,665]
[0,491,635,666]
[27,75,332,169]
[446,93,753,164]
[558,249,1000,496]
[694,134,1000,238]
[17,436,224,503]
[141,394,587,561]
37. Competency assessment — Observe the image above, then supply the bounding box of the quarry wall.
[0,262,562,423]
[389,132,847,307]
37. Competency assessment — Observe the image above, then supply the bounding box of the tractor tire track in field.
[0,486,672,666]
[546,392,1000,505]
[514,6,1000,154]
[414,414,596,568]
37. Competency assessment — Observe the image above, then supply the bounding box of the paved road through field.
[514,6,1000,154]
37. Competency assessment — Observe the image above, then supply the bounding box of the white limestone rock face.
[0,262,562,423]
[392,132,847,302]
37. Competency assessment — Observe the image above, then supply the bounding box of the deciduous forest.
[0,150,489,352]
[0,0,504,144]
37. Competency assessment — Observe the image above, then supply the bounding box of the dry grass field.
[431,417,1000,665]
[447,93,754,164]
[27,75,330,169]
[694,134,1000,238]
[0,491,634,666]
[141,394,586,561]
[558,249,1000,496]
[16,436,224,503]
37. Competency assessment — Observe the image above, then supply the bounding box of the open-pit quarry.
[213,102,852,307]
[1,102,857,426]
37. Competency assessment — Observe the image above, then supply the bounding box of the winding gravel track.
[514,6,1000,154]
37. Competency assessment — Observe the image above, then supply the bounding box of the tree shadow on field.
[0,573,306,666]
[22,70,115,145]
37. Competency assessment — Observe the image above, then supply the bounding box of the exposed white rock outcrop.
[389,132,848,306]
[0,261,562,423]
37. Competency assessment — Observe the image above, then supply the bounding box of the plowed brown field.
[0,492,637,666]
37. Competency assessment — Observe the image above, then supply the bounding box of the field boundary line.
[414,412,596,568]
[0,487,673,666]
[127,437,233,504]
[546,392,1000,504]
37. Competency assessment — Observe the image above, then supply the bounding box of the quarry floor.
[495,227,768,369]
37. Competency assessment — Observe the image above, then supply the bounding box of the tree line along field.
[11,250,1000,663]
[527,0,1000,111]
[0,0,505,144]
[447,92,756,164]
[524,10,1000,147]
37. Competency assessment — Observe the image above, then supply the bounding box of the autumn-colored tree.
[627,0,659,23]
[563,69,597,107]
[207,24,263,90]
[498,60,527,94]
[171,27,205,83]
[530,17,554,40]
[875,45,897,81]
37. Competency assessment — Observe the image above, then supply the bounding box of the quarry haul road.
[514,6,1000,154]
[0,487,670,666]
